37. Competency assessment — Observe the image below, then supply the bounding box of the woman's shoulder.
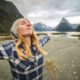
[10,39,16,46]
[0,40,12,46]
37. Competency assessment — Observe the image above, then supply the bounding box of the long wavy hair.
[11,18,47,60]
[10,18,58,80]
[16,29,48,60]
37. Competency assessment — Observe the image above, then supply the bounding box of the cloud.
[6,0,80,26]
[27,10,50,18]
[7,0,80,18]
[66,16,80,24]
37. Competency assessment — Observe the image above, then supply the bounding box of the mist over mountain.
[0,0,80,34]
[33,18,80,32]
[53,18,74,32]
[52,18,80,32]
[33,22,53,31]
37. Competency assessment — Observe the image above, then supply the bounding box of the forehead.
[17,18,30,24]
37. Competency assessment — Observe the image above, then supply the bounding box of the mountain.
[54,18,74,32]
[71,24,79,30]
[76,25,80,31]
[33,22,53,31]
[0,0,23,35]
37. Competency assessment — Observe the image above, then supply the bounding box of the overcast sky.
[7,0,80,27]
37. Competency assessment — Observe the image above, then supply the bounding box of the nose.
[27,23,31,28]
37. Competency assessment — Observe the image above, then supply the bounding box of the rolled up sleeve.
[0,42,12,59]
[39,35,50,47]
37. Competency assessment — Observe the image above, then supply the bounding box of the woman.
[0,18,50,80]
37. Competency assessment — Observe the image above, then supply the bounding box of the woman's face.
[17,18,32,37]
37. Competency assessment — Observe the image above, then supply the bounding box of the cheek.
[17,28,22,33]
[17,28,25,35]
[17,28,32,35]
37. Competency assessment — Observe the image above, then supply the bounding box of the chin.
[22,32,32,37]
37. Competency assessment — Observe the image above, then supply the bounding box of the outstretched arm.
[39,33,52,47]
[0,41,12,59]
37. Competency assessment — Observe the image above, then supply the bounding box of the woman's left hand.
[47,32,53,37]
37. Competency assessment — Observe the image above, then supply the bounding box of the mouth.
[26,27,31,30]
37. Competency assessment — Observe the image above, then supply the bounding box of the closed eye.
[21,21,26,25]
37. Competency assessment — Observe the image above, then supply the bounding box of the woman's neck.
[24,36,31,47]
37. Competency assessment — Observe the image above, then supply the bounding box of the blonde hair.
[16,29,48,60]
[16,29,59,79]
[11,18,48,60]
[11,19,58,79]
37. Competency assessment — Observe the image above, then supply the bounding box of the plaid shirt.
[0,35,50,80]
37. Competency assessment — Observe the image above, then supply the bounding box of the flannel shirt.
[0,35,50,80]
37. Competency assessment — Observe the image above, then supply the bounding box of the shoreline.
[0,36,80,80]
